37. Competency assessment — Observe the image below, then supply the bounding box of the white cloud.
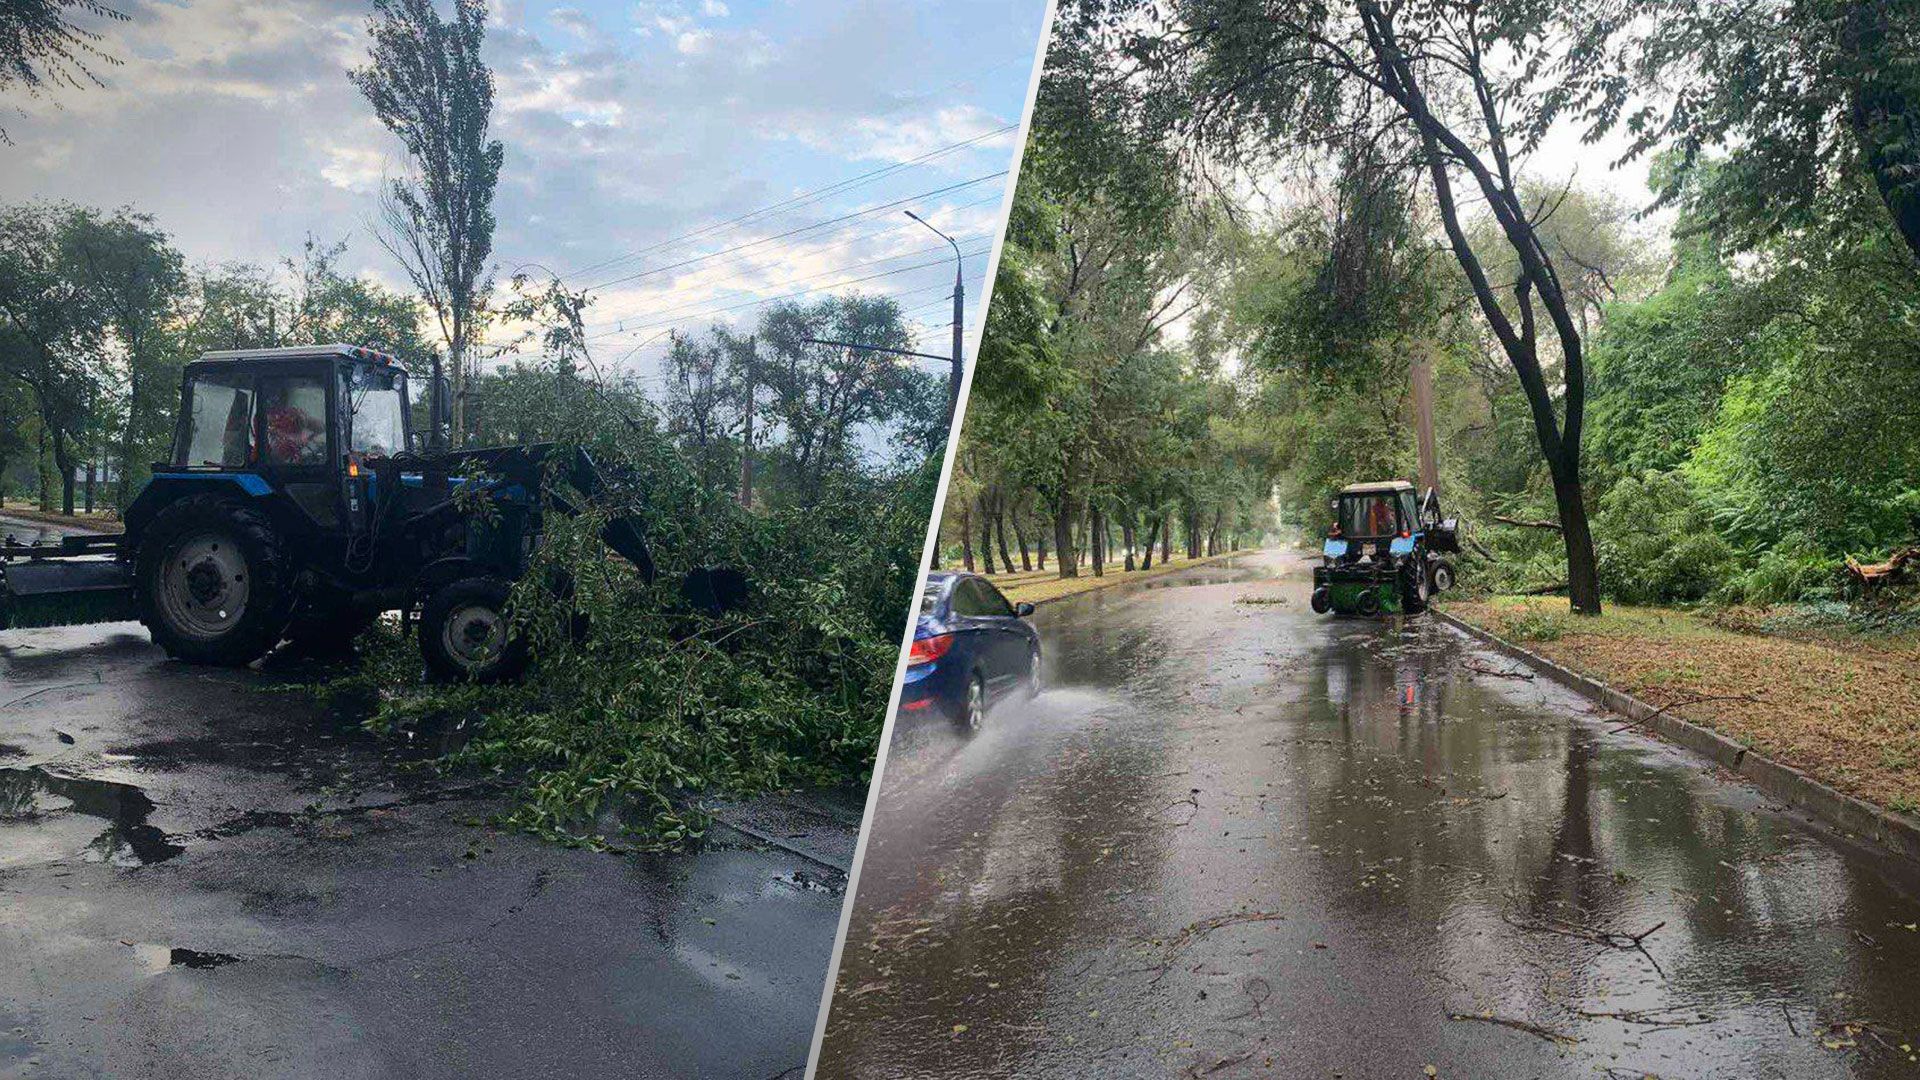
[700,0,730,16]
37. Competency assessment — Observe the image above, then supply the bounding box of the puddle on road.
[128,943,243,973]
[0,765,184,865]
[827,567,1920,1080]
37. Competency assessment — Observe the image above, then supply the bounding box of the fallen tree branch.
[1518,580,1568,595]
[1846,545,1919,594]
[1493,514,1563,532]
[1463,660,1535,680]
[1446,1010,1579,1045]
[1608,692,1764,734]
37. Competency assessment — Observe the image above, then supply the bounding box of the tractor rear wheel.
[135,494,294,666]
[420,576,529,683]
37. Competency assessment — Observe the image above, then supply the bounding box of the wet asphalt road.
[818,549,1920,1080]
[0,514,855,1080]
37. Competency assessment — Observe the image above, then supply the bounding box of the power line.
[583,171,1006,292]
[560,125,1017,284]
[579,189,1006,333]
[586,248,987,350]
[584,235,979,336]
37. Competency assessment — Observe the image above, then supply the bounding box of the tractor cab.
[1311,481,1458,617]
[163,344,414,538]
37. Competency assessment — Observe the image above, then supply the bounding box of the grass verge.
[970,550,1256,606]
[1444,595,1920,817]
[0,500,123,532]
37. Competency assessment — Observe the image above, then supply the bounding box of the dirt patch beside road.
[1446,596,1920,816]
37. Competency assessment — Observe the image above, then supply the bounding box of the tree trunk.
[1090,505,1105,577]
[36,426,52,512]
[1140,517,1159,570]
[994,508,1016,574]
[1010,513,1032,571]
[53,430,75,516]
[1162,518,1172,563]
[978,495,997,574]
[1551,463,1602,615]
[1053,505,1077,578]
[1036,528,1048,571]
[1122,517,1136,571]
[959,502,975,572]
[117,362,142,510]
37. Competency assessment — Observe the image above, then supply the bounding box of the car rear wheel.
[958,672,986,733]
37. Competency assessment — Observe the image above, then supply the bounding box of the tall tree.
[351,0,503,446]
[1634,0,1920,266]
[0,204,104,514]
[59,206,182,507]
[1137,0,1639,612]
[0,0,126,141]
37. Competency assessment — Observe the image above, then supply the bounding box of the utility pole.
[739,335,755,509]
[906,209,964,414]
[1409,346,1439,497]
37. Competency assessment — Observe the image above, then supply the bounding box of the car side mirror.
[1015,602,1035,617]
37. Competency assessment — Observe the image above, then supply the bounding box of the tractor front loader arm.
[436,443,656,584]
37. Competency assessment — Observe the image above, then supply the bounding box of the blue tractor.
[0,343,705,681]
[1310,481,1459,617]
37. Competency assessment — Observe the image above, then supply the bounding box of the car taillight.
[908,633,953,665]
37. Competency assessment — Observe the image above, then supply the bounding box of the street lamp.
[905,209,964,412]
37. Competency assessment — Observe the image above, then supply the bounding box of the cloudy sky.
[0,0,1050,390]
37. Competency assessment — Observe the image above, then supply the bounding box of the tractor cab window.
[1338,493,1400,538]
[177,372,256,467]
[258,374,330,467]
[345,365,406,458]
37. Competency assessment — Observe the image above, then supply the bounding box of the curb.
[1023,550,1255,608]
[1434,608,1920,867]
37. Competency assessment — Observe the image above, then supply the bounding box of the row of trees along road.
[951,0,1920,615]
[0,0,947,518]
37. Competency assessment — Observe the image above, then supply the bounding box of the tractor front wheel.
[1400,565,1430,614]
[420,576,529,683]
[135,494,294,666]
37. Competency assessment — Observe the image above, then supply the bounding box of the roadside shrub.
[1592,471,1737,605]
[1725,535,1839,605]
[1501,606,1569,643]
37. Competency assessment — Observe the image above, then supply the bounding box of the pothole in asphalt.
[0,766,184,865]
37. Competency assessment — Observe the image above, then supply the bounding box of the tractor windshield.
[1338,493,1401,538]
[346,366,406,458]
[177,372,256,467]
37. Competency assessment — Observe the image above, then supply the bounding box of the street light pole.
[906,209,964,415]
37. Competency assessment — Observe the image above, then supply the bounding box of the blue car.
[900,571,1041,731]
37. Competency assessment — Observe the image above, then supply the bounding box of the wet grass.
[1445,595,1920,817]
[966,550,1255,606]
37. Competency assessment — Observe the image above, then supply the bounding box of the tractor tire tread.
[134,493,294,666]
